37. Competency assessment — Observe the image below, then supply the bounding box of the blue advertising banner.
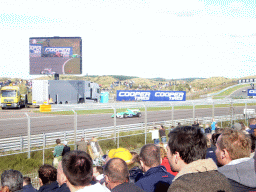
[116,90,186,101]
[248,89,256,96]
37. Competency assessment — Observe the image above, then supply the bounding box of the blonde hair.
[219,129,251,160]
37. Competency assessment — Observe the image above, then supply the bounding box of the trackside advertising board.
[116,90,186,101]
[248,89,256,97]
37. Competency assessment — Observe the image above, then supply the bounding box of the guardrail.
[1,98,256,159]
[0,113,253,157]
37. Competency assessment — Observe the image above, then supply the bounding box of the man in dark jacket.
[104,158,145,192]
[62,141,70,157]
[216,128,256,191]
[38,164,59,192]
[22,177,37,192]
[135,144,174,192]
[167,126,232,192]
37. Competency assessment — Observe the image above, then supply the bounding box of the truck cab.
[1,86,27,109]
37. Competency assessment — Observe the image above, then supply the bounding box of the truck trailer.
[32,80,100,105]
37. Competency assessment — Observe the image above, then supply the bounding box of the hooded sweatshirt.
[218,157,256,192]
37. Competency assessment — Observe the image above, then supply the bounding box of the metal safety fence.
[1,99,256,158]
[1,98,256,189]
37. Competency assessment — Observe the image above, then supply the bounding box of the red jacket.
[161,157,178,176]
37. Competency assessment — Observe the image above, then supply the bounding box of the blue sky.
[0,0,256,79]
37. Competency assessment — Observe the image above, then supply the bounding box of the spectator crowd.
[1,117,256,192]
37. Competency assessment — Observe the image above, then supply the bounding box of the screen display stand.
[54,74,59,80]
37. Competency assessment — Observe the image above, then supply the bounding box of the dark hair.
[62,150,93,187]
[104,158,129,183]
[38,164,57,185]
[168,126,207,164]
[94,166,103,174]
[139,144,160,167]
[56,139,61,144]
[250,134,256,152]
[212,133,221,146]
[1,169,23,191]
[23,177,32,185]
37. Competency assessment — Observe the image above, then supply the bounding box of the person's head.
[104,158,129,189]
[205,133,212,148]
[139,144,161,172]
[249,118,256,125]
[160,146,167,159]
[63,141,68,146]
[167,126,207,172]
[130,152,140,164]
[215,129,251,166]
[38,164,57,186]
[160,125,165,129]
[62,150,93,188]
[23,177,31,187]
[56,139,61,145]
[1,169,23,192]
[93,166,103,179]
[57,161,68,186]
[250,134,256,153]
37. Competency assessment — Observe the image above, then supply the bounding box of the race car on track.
[111,109,142,118]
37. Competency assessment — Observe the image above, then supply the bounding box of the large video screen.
[29,37,82,75]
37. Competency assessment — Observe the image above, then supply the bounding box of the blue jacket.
[54,183,70,192]
[21,184,37,192]
[38,181,59,192]
[135,165,174,192]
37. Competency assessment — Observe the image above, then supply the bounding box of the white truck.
[32,80,100,105]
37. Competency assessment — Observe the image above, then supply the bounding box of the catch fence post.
[172,104,174,127]
[192,102,195,122]
[111,106,117,145]
[20,136,23,152]
[72,110,77,150]
[144,103,147,144]
[43,133,46,164]
[25,113,31,159]
[212,101,215,119]
[245,102,248,127]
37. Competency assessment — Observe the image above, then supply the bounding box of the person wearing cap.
[62,141,71,157]
[108,148,143,183]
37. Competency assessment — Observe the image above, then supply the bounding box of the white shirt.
[76,183,110,192]
[149,129,159,140]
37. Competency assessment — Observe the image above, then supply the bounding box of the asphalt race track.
[1,105,255,139]
[30,57,70,74]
